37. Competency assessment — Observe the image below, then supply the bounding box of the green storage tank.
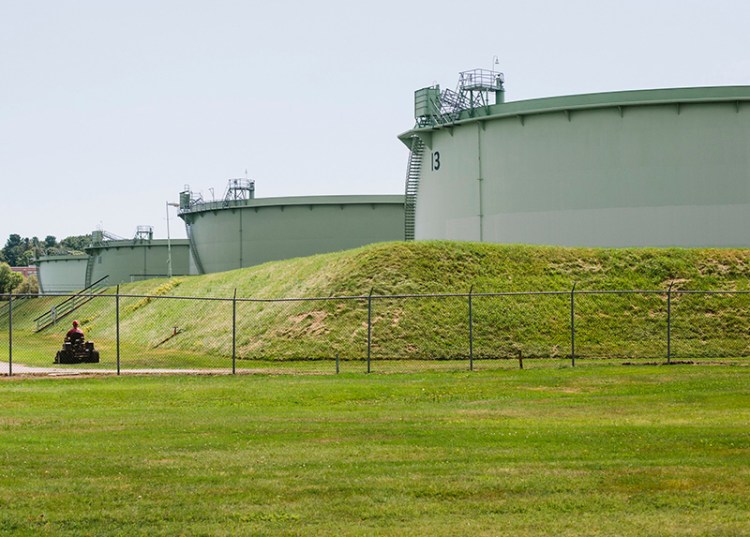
[178,183,405,274]
[84,228,192,286]
[400,71,750,248]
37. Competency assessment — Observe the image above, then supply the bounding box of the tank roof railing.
[177,194,405,217]
[179,198,254,214]
[458,68,505,92]
[134,225,154,241]
[223,178,255,203]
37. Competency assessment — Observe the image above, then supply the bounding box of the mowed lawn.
[0,366,749,536]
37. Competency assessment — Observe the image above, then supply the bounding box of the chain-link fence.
[2,287,750,375]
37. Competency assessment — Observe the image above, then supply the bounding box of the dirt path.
[0,361,232,376]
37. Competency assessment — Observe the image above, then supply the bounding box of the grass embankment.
[0,367,748,536]
[6,241,750,366]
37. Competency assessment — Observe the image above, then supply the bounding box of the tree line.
[1,233,91,267]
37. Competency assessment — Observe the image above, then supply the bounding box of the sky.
[2,0,749,243]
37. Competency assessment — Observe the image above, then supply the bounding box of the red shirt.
[67,328,84,338]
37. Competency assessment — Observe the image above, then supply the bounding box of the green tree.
[21,250,36,266]
[14,274,39,296]
[60,234,91,253]
[2,234,23,266]
[23,237,45,264]
[0,262,23,295]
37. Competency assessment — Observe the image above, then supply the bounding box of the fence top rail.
[5,287,750,304]
[671,289,750,295]
[101,293,368,303]
[574,289,667,295]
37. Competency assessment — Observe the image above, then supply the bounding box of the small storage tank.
[35,254,89,294]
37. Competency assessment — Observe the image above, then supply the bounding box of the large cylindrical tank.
[85,239,192,287]
[178,195,405,274]
[35,255,89,294]
[399,86,750,247]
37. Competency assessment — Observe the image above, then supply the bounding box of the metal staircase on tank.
[438,88,470,123]
[404,136,425,241]
[414,68,505,127]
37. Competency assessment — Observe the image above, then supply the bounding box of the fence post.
[116,285,120,375]
[8,293,12,377]
[667,281,674,364]
[570,282,576,367]
[232,288,237,375]
[367,288,373,374]
[468,285,474,371]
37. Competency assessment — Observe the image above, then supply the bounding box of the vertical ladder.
[404,136,425,241]
[84,255,96,288]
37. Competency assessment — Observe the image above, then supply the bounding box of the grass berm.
[8,241,750,363]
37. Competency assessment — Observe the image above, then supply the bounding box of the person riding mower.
[54,320,100,364]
